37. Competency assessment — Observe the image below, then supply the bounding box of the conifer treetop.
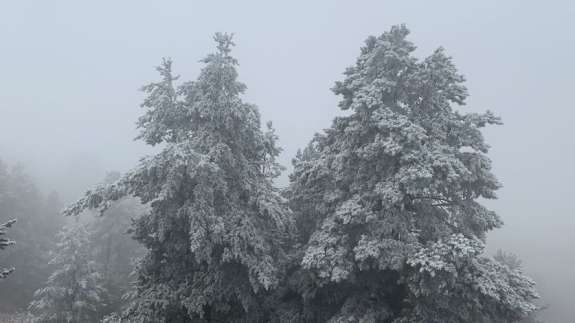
[64,33,292,321]
[288,24,538,322]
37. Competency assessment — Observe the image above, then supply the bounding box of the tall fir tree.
[64,33,292,322]
[286,25,538,322]
[29,222,107,323]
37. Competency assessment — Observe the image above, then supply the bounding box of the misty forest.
[1,3,571,322]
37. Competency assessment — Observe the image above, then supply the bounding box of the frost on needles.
[286,25,538,322]
[63,27,538,323]
[64,33,293,322]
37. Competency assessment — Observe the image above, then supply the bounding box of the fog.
[0,1,573,322]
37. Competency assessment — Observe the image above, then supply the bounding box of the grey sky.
[1,1,573,321]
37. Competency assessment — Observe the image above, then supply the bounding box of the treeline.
[0,161,64,312]
[2,25,543,322]
[0,165,143,322]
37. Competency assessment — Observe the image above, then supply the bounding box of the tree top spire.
[214,32,235,56]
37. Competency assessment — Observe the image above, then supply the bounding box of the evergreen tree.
[64,33,292,322]
[0,219,16,279]
[0,163,62,312]
[286,25,538,322]
[0,160,16,280]
[29,222,107,323]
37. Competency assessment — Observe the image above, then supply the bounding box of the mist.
[0,1,573,322]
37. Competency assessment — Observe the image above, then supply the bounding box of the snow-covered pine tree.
[29,222,107,323]
[0,219,16,279]
[64,33,292,322]
[287,25,538,322]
